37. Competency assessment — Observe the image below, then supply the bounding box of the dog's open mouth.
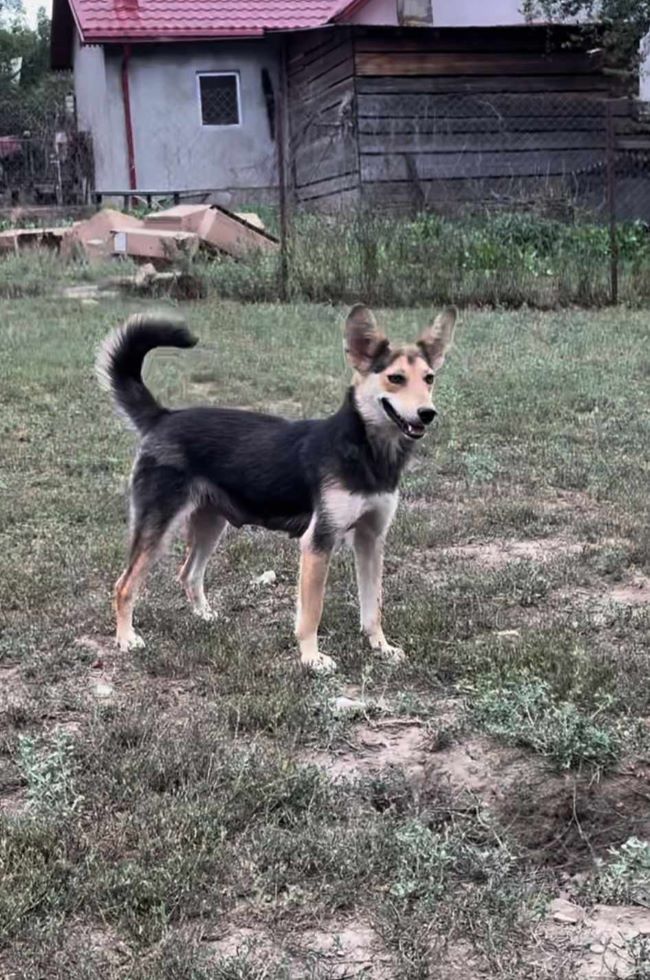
[380,398,426,440]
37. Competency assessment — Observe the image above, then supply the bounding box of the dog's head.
[344,304,457,441]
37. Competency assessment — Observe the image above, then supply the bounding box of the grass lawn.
[1,292,650,979]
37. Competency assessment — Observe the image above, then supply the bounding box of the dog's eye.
[424,373,435,385]
[387,373,406,385]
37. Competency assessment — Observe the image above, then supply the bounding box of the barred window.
[198,73,241,127]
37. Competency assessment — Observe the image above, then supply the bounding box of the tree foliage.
[0,4,50,90]
[0,4,70,138]
[524,1,650,79]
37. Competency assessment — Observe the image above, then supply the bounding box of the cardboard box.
[112,227,199,261]
[143,204,210,233]
[60,208,144,263]
[197,206,278,258]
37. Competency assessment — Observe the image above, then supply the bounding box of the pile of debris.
[0,202,278,263]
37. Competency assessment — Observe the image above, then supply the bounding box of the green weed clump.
[2,208,647,308]
[200,210,650,308]
[472,676,622,772]
[584,837,650,905]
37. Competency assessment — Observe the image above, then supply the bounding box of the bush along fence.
[265,92,650,308]
[0,80,94,207]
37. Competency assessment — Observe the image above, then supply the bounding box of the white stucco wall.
[73,35,130,190]
[432,0,527,26]
[431,0,591,25]
[348,0,398,25]
[349,0,534,26]
[77,38,279,193]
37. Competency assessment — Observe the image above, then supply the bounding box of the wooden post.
[277,37,291,301]
[606,100,619,305]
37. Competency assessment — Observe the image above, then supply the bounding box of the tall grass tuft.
[202,209,650,308]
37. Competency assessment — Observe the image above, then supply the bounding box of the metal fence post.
[606,100,619,305]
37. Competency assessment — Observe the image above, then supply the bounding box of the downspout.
[121,43,137,190]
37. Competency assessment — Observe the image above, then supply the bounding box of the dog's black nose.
[418,407,437,425]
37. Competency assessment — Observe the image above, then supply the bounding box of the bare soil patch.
[290,920,394,978]
[427,739,650,872]
[311,721,650,876]
[305,719,431,782]
[202,925,283,963]
[203,918,393,978]
[609,573,650,606]
[545,898,650,978]
[440,535,584,570]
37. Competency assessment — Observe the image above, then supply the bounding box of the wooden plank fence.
[286,25,650,214]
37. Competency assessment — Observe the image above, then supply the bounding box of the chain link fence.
[0,78,93,207]
[284,87,650,306]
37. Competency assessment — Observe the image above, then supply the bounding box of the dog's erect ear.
[344,304,388,373]
[418,306,458,372]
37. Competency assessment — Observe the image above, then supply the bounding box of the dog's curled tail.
[96,314,198,433]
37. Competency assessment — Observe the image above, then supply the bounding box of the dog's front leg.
[353,525,404,662]
[296,528,335,673]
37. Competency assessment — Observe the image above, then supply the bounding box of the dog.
[97,304,457,671]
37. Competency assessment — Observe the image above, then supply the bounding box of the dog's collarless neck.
[330,387,411,493]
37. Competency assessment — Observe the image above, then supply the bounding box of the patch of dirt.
[426,739,650,872]
[306,714,650,875]
[203,925,282,962]
[609,573,650,606]
[544,898,650,978]
[305,720,431,782]
[291,920,394,978]
[429,737,530,801]
[441,535,584,571]
[204,918,393,978]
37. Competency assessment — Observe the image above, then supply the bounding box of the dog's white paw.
[301,652,338,674]
[192,604,217,622]
[370,639,405,663]
[116,631,145,652]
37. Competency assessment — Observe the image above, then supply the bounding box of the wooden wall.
[353,26,621,213]
[287,25,638,215]
[287,29,360,209]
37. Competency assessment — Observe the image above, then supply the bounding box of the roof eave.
[82,27,266,43]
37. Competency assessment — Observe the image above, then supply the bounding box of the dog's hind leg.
[115,463,189,651]
[178,505,226,620]
[114,531,160,652]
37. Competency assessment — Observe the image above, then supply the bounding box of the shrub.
[472,676,622,772]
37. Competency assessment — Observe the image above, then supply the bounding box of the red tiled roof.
[65,0,362,42]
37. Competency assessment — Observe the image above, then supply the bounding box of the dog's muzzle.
[380,398,436,440]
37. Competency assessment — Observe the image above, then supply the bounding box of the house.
[51,0,647,213]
